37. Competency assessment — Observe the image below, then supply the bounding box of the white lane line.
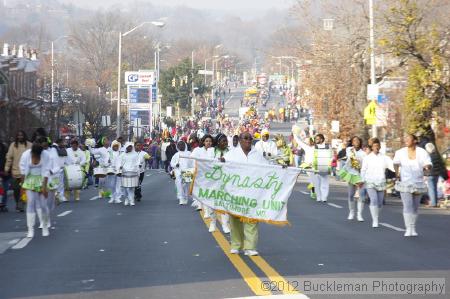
[300,191,309,195]
[380,223,405,232]
[225,95,234,105]
[8,239,20,245]
[12,238,32,249]
[89,196,99,201]
[57,210,72,217]
[327,203,343,209]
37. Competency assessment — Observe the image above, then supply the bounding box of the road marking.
[89,196,99,201]
[57,210,72,217]
[380,223,405,232]
[199,212,271,296]
[12,237,32,249]
[8,239,20,245]
[300,191,309,195]
[225,95,234,105]
[250,255,300,295]
[327,203,343,209]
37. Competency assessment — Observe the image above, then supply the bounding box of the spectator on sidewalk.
[4,131,32,212]
[425,143,448,207]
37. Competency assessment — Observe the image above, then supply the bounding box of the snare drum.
[121,171,139,187]
[64,164,85,190]
[93,167,106,178]
[106,166,116,175]
[181,168,194,184]
[316,149,332,174]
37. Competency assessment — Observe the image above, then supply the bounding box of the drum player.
[65,139,87,201]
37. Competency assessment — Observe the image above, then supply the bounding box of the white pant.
[313,174,329,201]
[110,175,122,200]
[175,175,189,204]
[57,171,66,200]
[124,187,135,204]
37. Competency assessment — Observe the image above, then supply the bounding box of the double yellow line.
[200,212,300,296]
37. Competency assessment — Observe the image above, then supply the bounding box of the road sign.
[101,115,111,127]
[198,70,213,75]
[331,120,340,133]
[166,106,173,117]
[125,71,156,85]
[367,84,379,101]
[364,101,377,125]
[377,94,388,104]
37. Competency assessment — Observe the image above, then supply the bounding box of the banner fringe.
[215,209,291,227]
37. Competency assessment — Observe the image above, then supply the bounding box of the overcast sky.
[61,0,294,11]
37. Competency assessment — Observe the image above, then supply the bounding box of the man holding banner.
[191,131,301,256]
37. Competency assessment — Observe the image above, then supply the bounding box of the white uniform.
[90,146,113,198]
[170,147,193,205]
[54,147,68,202]
[110,149,122,203]
[254,140,278,157]
[118,143,140,206]
[19,149,51,237]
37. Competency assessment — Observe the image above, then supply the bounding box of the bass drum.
[93,167,106,178]
[316,148,332,174]
[121,171,139,188]
[64,164,85,190]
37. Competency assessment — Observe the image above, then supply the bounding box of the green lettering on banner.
[198,187,209,199]
[202,164,284,199]
[262,200,285,211]
[256,210,266,217]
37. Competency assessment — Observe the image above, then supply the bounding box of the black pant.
[135,172,145,200]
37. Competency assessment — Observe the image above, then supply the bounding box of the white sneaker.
[130,202,135,206]
[108,198,115,204]
[39,223,43,229]
[115,199,122,204]
[222,224,231,234]
[208,221,216,232]
[124,200,129,206]
[230,249,239,254]
[244,250,259,256]
[42,227,50,237]
[26,228,34,238]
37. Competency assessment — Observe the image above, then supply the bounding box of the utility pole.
[369,0,377,138]
[191,50,195,117]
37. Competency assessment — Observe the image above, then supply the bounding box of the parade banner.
[191,158,301,225]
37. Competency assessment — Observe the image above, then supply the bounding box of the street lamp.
[116,21,165,138]
[368,0,377,138]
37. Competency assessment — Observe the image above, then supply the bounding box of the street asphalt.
[0,170,449,299]
[0,88,449,299]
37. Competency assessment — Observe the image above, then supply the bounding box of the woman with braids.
[208,133,231,233]
[393,134,432,237]
[339,136,367,221]
[19,141,51,237]
[361,138,394,228]
[4,130,31,212]
[190,134,215,213]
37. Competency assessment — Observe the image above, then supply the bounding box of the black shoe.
[136,198,141,202]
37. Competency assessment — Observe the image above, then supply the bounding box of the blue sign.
[127,73,139,83]
[130,109,151,126]
[377,94,388,104]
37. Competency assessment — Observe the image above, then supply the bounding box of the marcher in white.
[118,142,140,206]
[339,136,367,221]
[109,140,122,203]
[135,141,151,202]
[54,138,68,202]
[312,134,331,203]
[19,142,51,238]
[40,138,60,229]
[208,133,231,234]
[65,139,87,201]
[224,132,268,256]
[293,133,316,200]
[361,138,394,228]
[191,134,215,213]
[90,137,113,199]
[393,134,432,237]
[170,141,193,205]
[254,129,277,158]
